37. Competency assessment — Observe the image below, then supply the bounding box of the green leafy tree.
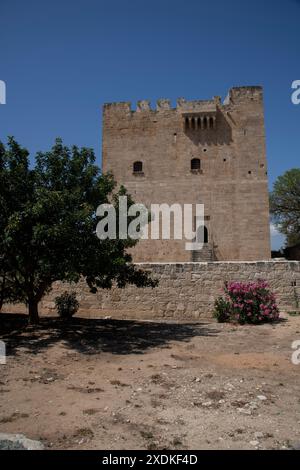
[270,168,300,247]
[0,137,156,323]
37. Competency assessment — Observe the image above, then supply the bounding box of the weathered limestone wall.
[4,261,299,320]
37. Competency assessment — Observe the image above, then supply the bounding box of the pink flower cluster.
[226,279,270,295]
[220,279,280,324]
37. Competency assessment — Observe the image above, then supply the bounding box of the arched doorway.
[204,226,208,244]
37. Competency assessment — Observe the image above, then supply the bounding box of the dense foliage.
[270,168,300,247]
[55,291,79,320]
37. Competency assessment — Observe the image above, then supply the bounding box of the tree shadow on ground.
[0,313,219,357]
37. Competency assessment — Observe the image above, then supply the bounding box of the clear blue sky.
[1,0,299,248]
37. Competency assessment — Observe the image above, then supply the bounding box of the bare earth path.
[0,313,300,450]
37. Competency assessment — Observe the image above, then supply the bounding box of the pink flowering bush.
[213,280,280,324]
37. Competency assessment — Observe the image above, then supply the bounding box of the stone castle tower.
[102,86,271,262]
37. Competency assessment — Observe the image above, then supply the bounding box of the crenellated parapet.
[103,97,218,115]
[103,87,263,117]
[103,99,173,114]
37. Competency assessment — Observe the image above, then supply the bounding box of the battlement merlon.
[103,102,132,116]
[223,86,263,105]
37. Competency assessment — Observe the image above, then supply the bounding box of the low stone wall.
[3,261,300,320]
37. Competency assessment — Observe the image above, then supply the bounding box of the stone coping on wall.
[133,260,295,265]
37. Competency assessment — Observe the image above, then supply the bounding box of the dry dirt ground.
[0,312,300,450]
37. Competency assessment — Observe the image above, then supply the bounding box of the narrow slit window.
[133,161,143,173]
[191,158,201,170]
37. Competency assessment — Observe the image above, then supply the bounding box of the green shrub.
[213,297,231,323]
[55,291,79,320]
[288,311,300,316]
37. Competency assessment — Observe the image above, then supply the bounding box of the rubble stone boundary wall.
[3,261,300,320]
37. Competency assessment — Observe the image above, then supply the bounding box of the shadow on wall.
[184,109,233,146]
[0,314,219,357]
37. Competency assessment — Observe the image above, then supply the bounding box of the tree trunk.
[0,277,6,312]
[28,299,39,324]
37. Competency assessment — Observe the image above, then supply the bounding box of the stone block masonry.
[102,86,271,262]
[3,261,299,320]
